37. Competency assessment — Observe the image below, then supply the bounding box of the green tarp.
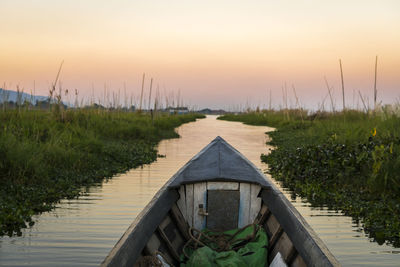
[181,224,268,267]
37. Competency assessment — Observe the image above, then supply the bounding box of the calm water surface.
[1,116,399,266]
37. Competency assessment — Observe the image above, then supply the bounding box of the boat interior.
[134,181,306,267]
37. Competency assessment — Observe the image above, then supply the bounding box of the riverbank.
[0,109,204,236]
[219,109,400,247]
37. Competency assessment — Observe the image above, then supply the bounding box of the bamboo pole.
[292,85,304,123]
[324,76,335,113]
[32,80,35,109]
[53,61,64,92]
[50,60,64,110]
[358,90,368,113]
[177,89,181,108]
[91,83,95,106]
[339,59,345,110]
[374,55,378,109]
[284,83,289,120]
[103,83,106,108]
[269,89,272,110]
[124,82,127,109]
[154,84,159,115]
[148,77,153,111]
[139,73,145,112]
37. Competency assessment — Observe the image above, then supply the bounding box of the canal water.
[0,115,399,266]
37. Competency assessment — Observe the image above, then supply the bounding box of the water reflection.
[0,116,399,266]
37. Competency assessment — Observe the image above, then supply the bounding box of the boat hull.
[102,137,340,266]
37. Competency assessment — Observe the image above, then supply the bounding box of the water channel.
[0,115,399,266]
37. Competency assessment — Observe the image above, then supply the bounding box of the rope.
[136,255,162,267]
[182,224,260,260]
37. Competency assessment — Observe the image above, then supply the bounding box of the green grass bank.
[0,109,204,236]
[219,109,400,247]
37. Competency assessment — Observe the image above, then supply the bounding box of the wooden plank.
[266,214,281,238]
[157,226,181,262]
[270,232,296,264]
[159,214,186,257]
[254,204,270,225]
[153,232,175,266]
[170,204,190,241]
[101,188,179,267]
[287,249,299,266]
[269,227,284,252]
[249,184,261,223]
[193,182,207,230]
[261,189,340,266]
[185,184,194,227]
[238,183,251,227]
[177,185,187,221]
[266,214,284,250]
[145,233,161,253]
[290,254,307,267]
[160,215,180,243]
[207,182,239,190]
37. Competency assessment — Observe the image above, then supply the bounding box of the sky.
[0,0,399,110]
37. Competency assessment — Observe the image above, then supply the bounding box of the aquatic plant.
[219,109,400,247]
[0,109,204,236]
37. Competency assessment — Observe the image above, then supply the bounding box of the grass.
[219,108,400,247]
[0,108,204,236]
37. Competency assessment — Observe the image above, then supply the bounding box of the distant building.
[197,108,228,115]
[0,101,17,109]
[35,100,51,109]
[35,100,68,110]
[167,107,189,114]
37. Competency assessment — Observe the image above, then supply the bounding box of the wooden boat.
[102,136,340,267]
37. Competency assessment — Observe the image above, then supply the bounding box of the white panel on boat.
[238,183,251,227]
[177,185,187,221]
[185,184,194,227]
[193,182,207,230]
[156,254,171,267]
[207,182,239,190]
[270,252,288,267]
[250,184,262,223]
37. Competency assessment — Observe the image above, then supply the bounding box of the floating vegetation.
[0,109,204,236]
[219,109,400,247]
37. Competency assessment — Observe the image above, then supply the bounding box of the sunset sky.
[1,0,399,110]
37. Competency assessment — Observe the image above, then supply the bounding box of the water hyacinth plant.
[0,106,204,237]
[219,108,400,247]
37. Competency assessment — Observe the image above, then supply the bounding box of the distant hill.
[0,88,48,105]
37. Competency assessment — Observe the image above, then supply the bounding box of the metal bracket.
[198,204,208,216]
